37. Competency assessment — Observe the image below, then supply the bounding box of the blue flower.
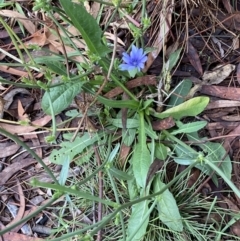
[119,45,147,72]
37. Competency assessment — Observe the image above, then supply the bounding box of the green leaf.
[97,97,139,109]
[132,143,151,188]
[58,156,70,185]
[153,176,183,231]
[127,201,149,241]
[132,111,151,188]
[145,121,158,139]
[109,167,133,180]
[42,82,84,115]
[167,48,182,72]
[127,169,138,200]
[167,79,192,108]
[45,61,67,76]
[50,132,100,164]
[123,129,136,146]
[108,118,139,128]
[152,96,209,120]
[155,143,168,160]
[60,0,109,57]
[171,120,207,135]
[202,142,232,180]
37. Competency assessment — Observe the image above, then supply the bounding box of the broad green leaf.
[145,121,158,139]
[108,143,120,163]
[171,121,207,135]
[132,111,151,188]
[108,118,139,128]
[167,79,192,108]
[42,82,84,115]
[202,142,232,180]
[127,201,149,241]
[50,132,99,164]
[60,0,109,57]
[132,143,151,188]
[155,143,168,160]
[45,61,67,76]
[127,169,138,200]
[152,96,209,120]
[153,176,183,231]
[123,129,136,146]
[167,48,182,72]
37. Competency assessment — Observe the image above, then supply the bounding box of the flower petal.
[139,55,147,63]
[138,62,145,69]
[130,45,138,58]
[122,52,131,63]
[119,63,135,71]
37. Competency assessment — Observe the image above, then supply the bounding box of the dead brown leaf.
[7,180,25,232]
[17,100,30,122]
[2,232,44,241]
[143,0,173,72]
[206,100,240,110]
[146,159,164,187]
[186,40,203,75]
[151,116,175,130]
[223,124,240,151]
[202,64,235,84]
[200,85,240,101]
[119,144,131,167]
[0,143,20,158]
[0,158,36,186]
[0,115,52,135]
[0,10,35,34]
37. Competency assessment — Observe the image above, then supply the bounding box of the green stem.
[205,158,240,197]
[0,128,58,183]
[100,59,137,101]
[162,130,199,155]
[31,179,116,207]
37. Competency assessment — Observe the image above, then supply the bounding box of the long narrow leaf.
[60,0,109,56]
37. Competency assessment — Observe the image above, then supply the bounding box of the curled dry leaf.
[202,64,235,84]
